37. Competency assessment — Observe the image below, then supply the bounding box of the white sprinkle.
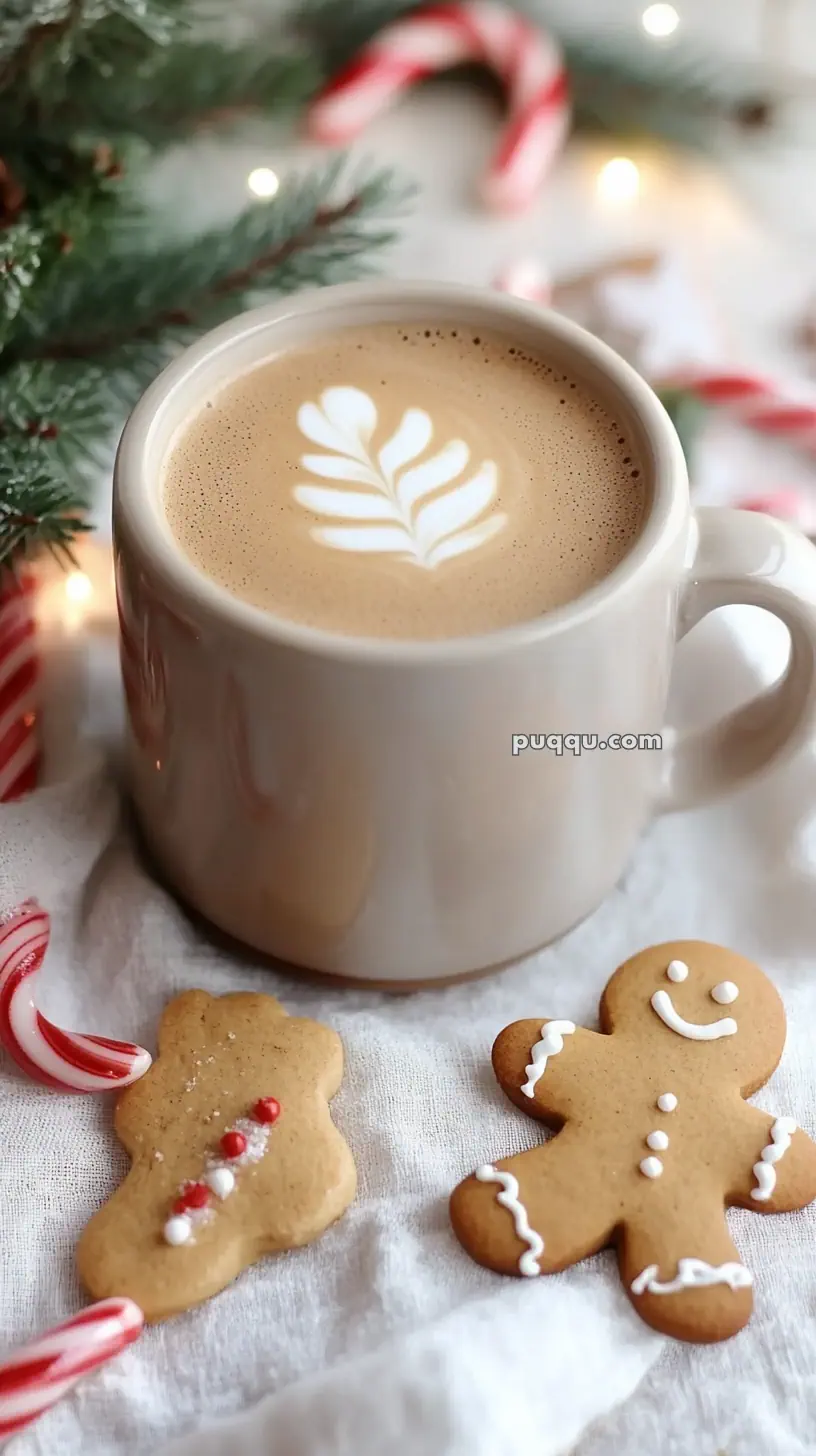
[227,1032,236,1041]
[206,1167,236,1200]
[164,1215,192,1246]
[153,1150,164,1162]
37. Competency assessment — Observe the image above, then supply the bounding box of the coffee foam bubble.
[162,324,649,640]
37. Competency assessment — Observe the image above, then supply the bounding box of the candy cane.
[307,2,570,212]
[0,899,152,1092]
[0,1299,143,1441]
[0,573,40,803]
[663,372,816,457]
[493,258,553,304]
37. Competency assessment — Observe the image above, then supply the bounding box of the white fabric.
[1,599,816,1456]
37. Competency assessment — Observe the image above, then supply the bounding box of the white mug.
[112,280,816,986]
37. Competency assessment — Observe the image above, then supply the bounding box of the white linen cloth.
[5,5,816,1440]
[2,601,816,1456]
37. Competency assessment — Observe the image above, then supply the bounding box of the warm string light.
[641,4,680,37]
[64,572,93,604]
[247,167,280,199]
[596,157,640,204]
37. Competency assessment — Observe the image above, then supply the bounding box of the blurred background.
[4,0,816,787]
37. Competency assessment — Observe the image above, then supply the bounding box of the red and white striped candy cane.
[493,258,553,304]
[0,1299,144,1441]
[0,572,40,803]
[668,372,816,456]
[307,2,570,212]
[0,899,152,1092]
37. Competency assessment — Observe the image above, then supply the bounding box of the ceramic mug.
[113,280,816,986]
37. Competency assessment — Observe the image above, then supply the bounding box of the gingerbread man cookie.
[450,942,816,1342]
[77,990,356,1322]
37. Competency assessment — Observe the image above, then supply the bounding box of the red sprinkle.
[253,1097,281,1125]
[174,1182,210,1213]
[220,1130,247,1159]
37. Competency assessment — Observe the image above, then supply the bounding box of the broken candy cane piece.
[0,1298,144,1441]
[0,899,152,1092]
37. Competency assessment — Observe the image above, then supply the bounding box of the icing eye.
[711,981,739,1005]
[666,960,688,983]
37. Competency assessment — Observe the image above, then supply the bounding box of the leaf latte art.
[293,386,507,569]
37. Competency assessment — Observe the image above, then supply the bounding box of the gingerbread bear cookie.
[77,990,356,1323]
[450,942,816,1343]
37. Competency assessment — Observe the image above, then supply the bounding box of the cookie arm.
[450,1124,617,1278]
[728,1108,816,1214]
[492,1018,610,1124]
[620,1194,754,1343]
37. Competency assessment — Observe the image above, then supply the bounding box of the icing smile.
[651,989,738,1041]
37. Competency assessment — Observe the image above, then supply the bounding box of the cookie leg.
[450,1136,616,1279]
[620,1208,754,1343]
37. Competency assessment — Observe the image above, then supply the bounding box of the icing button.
[639,1156,663,1179]
[711,981,739,1005]
[646,1130,669,1151]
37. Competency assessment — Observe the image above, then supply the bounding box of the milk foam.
[162,324,649,641]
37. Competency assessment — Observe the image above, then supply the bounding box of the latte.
[161,322,649,640]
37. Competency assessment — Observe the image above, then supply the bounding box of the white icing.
[711,981,739,1005]
[294,387,507,569]
[646,1130,669,1151]
[475,1165,544,1277]
[666,960,689,982]
[651,989,737,1041]
[205,1167,235,1200]
[163,1215,192,1246]
[520,1020,576,1099]
[631,1258,753,1296]
[751,1116,797,1201]
[657,1093,678,1113]
[639,1156,663,1178]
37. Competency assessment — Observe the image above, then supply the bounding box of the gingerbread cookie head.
[600,941,787,1094]
[450,941,816,1344]
[77,990,356,1323]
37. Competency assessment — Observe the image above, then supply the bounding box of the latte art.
[294,385,506,569]
[162,322,649,640]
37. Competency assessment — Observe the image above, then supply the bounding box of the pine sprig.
[12,160,407,367]
[0,443,91,573]
[0,0,409,573]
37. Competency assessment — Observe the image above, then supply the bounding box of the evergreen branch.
[13,161,408,365]
[0,442,91,572]
[0,221,46,346]
[0,0,83,89]
[43,40,319,144]
[0,0,186,105]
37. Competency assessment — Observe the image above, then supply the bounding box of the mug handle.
[659,506,816,811]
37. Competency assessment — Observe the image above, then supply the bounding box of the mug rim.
[113,278,689,664]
